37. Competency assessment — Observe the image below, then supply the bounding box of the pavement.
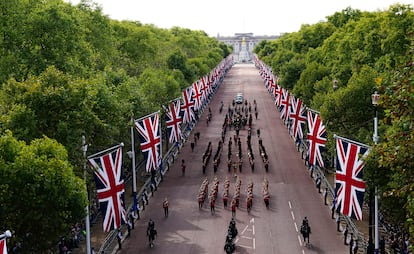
[107,63,353,254]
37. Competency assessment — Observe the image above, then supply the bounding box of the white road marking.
[237,244,253,249]
[290,200,307,253]
[241,225,249,234]
[298,235,303,246]
[237,216,256,250]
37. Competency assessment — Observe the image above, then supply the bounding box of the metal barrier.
[285,120,367,252]
[98,74,227,254]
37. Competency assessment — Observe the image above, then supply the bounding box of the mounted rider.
[300,217,311,244]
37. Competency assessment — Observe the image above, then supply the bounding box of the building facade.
[217,33,279,62]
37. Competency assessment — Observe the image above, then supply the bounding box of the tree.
[0,131,87,253]
[326,7,362,28]
[375,40,414,244]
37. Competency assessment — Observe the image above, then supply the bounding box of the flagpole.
[306,107,320,114]
[333,134,372,149]
[134,111,158,124]
[82,135,91,254]
[87,143,124,160]
[130,115,137,212]
[158,110,163,172]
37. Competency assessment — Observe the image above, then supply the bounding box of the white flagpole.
[306,107,320,115]
[87,143,124,160]
[82,135,91,254]
[333,134,371,149]
[130,115,137,211]
[158,110,163,172]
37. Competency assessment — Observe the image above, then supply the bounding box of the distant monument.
[217,33,279,62]
[238,37,250,62]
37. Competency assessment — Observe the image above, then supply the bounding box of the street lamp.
[0,230,11,240]
[333,79,338,91]
[130,115,138,213]
[371,91,380,254]
[82,135,91,254]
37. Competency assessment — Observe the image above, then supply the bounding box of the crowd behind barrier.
[94,72,226,254]
[78,61,406,254]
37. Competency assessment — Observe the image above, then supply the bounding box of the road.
[119,63,348,254]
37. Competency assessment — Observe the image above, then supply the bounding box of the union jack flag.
[181,87,195,124]
[165,98,182,143]
[274,85,283,108]
[269,76,277,95]
[0,239,7,254]
[192,81,203,110]
[279,88,290,120]
[335,136,369,220]
[200,76,213,102]
[265,73,272,91]
[88,145,127,232]
[289,96,307,140]
[135,112,161,173]
[306,110,327,167]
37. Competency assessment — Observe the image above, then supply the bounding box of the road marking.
[298,235,303,246]
[241,225,249,234]
[236,217,256,250]
[290,200,308,253]
[237,244,253,249]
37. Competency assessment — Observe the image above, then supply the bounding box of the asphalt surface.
[119,63,348,254]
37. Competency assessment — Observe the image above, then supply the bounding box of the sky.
[65,0,413,37]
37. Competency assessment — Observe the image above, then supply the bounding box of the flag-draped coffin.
[135,112,162,173]
[335,136,369,220]
[306,110,327,167]
[165,98,183,143]
[88,145,127,232]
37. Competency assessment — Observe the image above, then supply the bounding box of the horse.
[300,223,311,245]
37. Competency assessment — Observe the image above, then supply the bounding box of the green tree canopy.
[0,131,87,253]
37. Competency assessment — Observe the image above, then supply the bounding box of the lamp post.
[371,91,380,254]
[82,135,91,254]
[331,79,338,169]
[0,230,11,240]
[130,115,138,213]
[333,79,338,91]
